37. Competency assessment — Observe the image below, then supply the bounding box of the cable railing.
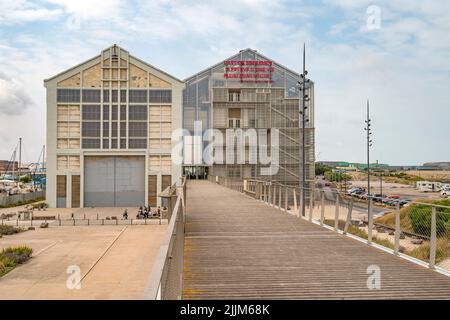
[144,176,186,300]
[209,175,450,274]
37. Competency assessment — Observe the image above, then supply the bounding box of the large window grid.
[57,89,80,103]
[81,104,101,149]
[149,90,172,103]
[82,89,101,103]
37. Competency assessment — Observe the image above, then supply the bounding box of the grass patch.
[406,238,450,264]
[0,245,33,277]
[324,219,395,250]
[0,225,26,237]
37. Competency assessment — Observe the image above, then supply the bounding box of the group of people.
[122,206,161,220]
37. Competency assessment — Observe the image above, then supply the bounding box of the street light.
[364,100,373,211]
[297,43,310,218]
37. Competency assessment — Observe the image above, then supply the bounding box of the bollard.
[309,190,313,222]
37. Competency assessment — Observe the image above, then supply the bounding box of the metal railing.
[0,217,167,227]
[144,176,186,300]
[210,175,450,273]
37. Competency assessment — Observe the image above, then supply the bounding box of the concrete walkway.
[0,225,166,299]
[183,180,450,299]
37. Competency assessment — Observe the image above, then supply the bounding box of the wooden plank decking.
[183,180,450,299]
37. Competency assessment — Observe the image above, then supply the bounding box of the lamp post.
[298,43,310,218]
[364,100,373,211]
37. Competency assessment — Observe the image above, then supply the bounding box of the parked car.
[372,194,387,203]
[382,195,400,204]
[348,187,364,195]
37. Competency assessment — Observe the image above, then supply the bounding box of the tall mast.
[18,137,22,183]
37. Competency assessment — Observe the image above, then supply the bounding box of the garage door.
[84,156,145,207]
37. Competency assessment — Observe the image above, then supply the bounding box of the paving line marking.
[77,226,128,286]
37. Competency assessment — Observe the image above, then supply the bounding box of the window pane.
[82,105,100,120]
[129,90,148,103]
[57,89,80,103]
[82,90,101,103]
[129,122,148,137]
[103,90,109,103]
[149,90,172,103]
[129,105,147,120]
[82,122,100,137]
[129,138,147,149]
[82,139,100,149]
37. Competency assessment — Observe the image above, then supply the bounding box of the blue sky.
[0,0,449,165]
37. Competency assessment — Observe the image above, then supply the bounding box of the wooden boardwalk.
[183,180,450,299]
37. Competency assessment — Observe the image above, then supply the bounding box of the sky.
[0,0,449,165]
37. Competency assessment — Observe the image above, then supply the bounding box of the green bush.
[2,246,33,257]
[408,203,450,237]
[0,255,17,268]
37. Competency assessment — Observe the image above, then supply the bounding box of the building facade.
[44,45,183,208]
[182,49,315,187]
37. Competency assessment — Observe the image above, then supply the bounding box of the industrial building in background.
[44,45,183,208]
[182,48,315,187]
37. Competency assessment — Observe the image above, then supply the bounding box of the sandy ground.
[0,225,167,299]
[409,170,450,181]
[349,180,441,200]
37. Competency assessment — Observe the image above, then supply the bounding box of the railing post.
[284,186,288,212]
[344,199,353,234]
[309,189,313,222]
[394,202,400,255]
[299,188,304,218]
[293,189,298,214]
[368,198,373,245]
[430,206,437,269]
[268,184,272,206]
[334,194,339,231]
[320,191,325,226]
[278,185,282,208]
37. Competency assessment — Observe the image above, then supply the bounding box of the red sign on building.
[224,60,274,83]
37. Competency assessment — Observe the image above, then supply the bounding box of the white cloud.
[0,0,449,164]
[0,72,32,115]
[0,1,62,24]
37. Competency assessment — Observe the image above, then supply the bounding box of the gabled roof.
[184,48,300,82]
[44,44,183,84]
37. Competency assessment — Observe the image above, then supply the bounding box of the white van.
[417,181,441,192]
[441,185,450,198]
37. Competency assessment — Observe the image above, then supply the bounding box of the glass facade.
[182,49,315,186]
